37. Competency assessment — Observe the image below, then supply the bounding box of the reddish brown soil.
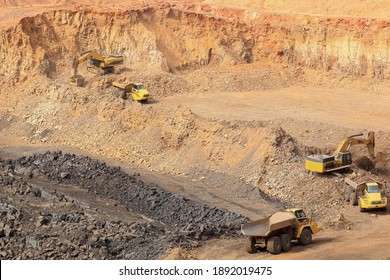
[1,0,390,260]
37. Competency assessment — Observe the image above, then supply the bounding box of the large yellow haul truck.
[241,208,320,254]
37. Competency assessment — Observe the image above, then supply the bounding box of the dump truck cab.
[344,177,387,212]
[287,208,320,236]
[288,208,307,220]
[358,182,387,211]
[129,83,150,102]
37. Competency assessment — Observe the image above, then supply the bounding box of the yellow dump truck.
[241,208,320,254]
[344,177,387,212]
[112,81,150,103]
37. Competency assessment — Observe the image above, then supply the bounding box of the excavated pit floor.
[0,150,251,259]
[1,1,390,260]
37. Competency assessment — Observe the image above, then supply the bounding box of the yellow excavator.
[70,50,124,86]
[305,131,375,174]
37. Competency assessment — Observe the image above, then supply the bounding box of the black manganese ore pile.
[0,151,248,259]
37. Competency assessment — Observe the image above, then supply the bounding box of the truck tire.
[349,193,357,206]
[281,234,292,252]
[344,186,350,201]
[298,228,312,246]
[245,236,257,254]
[267,236,282,254]
[358,200,365,212]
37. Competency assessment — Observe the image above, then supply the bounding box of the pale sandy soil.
[1,0,390,261]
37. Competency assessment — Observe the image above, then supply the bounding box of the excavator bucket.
[366,131,375,158]
[74,76,85,87]
[70,74,85,87]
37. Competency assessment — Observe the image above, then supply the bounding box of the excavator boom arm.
[334,131,375,158]
[71,50,95,79]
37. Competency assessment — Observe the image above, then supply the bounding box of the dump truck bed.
[344,177,364,190]
[345,177,384,191]
[241,212,296,237]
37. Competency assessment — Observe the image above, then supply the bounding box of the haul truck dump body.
[241,209,320,254]
[241,212,297,237]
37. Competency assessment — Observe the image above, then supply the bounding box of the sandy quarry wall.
[1,2,390,233]
[1,3,390,187]
[3,3,390,87]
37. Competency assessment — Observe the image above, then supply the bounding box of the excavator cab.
[335,151,352,166]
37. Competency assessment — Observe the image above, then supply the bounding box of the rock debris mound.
[0,151,248,259]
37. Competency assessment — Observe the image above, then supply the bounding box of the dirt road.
[157,86,390,132]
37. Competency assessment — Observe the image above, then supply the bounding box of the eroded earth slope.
[1,0,390,260]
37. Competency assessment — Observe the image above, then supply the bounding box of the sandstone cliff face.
[2,4,390,259]
[0,2,390,177]
[0,9,164,86]
[2,3,390,87]
[258,14,390,79]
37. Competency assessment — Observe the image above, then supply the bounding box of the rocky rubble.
[0,151,248,259]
